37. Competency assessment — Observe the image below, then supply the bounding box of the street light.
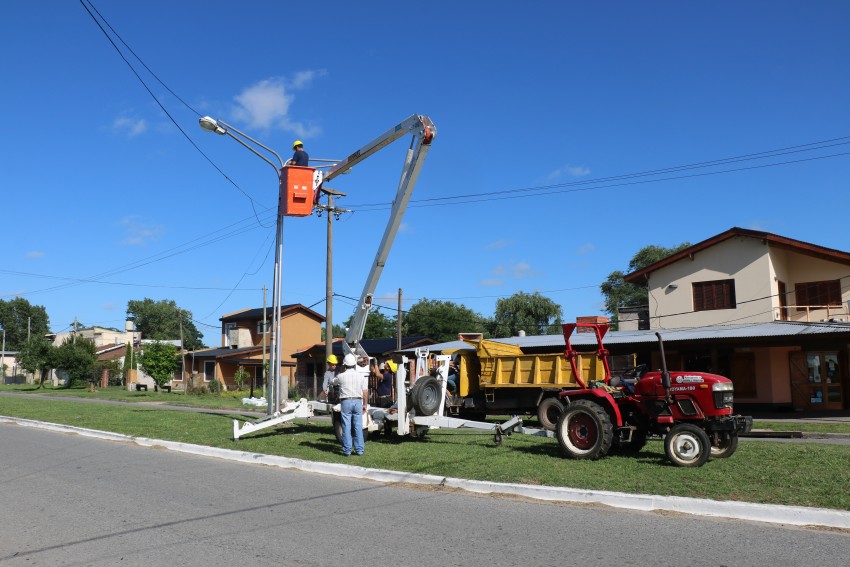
[199,116,286,416]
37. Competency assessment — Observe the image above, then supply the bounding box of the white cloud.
[26,251,45,258]
[510,261,542,279]
[102,303,118,311]
[480,278,503,287]
[492,265,506,276]
[120,215,164,246]
[486,239,510,250]
[112,116,147,137]
[398,222,412,233]
[231,72,325,137]
[546,164,591,180]
[576,242,595,255]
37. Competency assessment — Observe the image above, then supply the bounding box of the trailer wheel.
[332,412,343,443]
[332,411,369,444]
[664,423,710,467]
[556,400,614,460]
[410,376,442,416]
[710,432,739,459]
[537,397,564,431]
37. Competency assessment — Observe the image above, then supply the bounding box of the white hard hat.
[343,353,357,367]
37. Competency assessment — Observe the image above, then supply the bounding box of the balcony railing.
[774,304,850,323]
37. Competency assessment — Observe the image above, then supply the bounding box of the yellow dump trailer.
[449,339,608,430]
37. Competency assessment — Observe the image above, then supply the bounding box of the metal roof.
[401,321,850,353]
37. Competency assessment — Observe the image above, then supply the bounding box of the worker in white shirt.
[331,353,368,456]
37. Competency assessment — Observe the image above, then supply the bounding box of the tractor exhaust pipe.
[655,332,673,399]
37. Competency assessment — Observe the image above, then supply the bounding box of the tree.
[126,298,204,350]
[17,336,55,388]
[343,310,396,340]
[321,323,347,342]
[53,338,97,387]
[0,298,51,351]
[492,292,563,337]
[403,299,490,343]
[139,341,178,391]
[600,242,691,328]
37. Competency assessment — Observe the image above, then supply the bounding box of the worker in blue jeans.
[333,353,368,456]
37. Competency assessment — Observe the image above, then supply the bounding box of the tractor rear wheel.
[710,432,739,459]
[664,423,710,467]
[537,397,564,431]
[556,400,614,460]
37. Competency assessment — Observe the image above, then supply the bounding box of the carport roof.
[402,321,850,353]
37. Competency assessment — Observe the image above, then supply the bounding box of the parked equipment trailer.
[445,324,616,430]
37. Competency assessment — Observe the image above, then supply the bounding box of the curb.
[2,416,849,530]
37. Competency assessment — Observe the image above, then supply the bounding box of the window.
[692,279,736,311]
[224,323,237,347]
[257,320,270,335]
[173,361,184,382]
[794,280,841,310]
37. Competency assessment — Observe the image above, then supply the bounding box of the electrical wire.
[79,0,270,227]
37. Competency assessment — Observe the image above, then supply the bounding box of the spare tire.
[410,376,442,416]
[537,396,564,431]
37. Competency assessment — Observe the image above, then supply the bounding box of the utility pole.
[178,310,185,390]
[397,288,403,350]
[73,317,78,344]
[317,187,349,370]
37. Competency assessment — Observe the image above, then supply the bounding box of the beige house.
[48,321,140,348]
[622,227,850,412]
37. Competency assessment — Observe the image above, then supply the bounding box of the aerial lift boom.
[232,114,435,440]
[328,115,436,360]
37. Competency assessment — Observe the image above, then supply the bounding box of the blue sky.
[2,1,849,346]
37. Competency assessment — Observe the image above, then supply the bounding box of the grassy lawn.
[752,420,850,435]
[1,395,848,511]
[0,384,258,410]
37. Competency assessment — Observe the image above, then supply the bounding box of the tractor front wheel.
[556,400,614,460]
[664,423,711,467]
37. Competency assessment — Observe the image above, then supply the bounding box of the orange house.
[186,304,324,391]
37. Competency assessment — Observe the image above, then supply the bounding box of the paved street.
[1,425,848,567]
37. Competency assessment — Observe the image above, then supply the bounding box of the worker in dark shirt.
[291,140,309,166]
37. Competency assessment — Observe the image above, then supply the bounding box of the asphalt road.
[1,425,848,567]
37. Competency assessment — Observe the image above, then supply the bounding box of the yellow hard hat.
[292,140,304,149]
[386,360,398,373]
[327,354,338,364]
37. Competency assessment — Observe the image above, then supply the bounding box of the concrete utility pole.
[317,187,349,369]
[262,286,267,402]
[397,288,403,350]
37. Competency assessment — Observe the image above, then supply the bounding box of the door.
[777,281,788,321]
[789,352,843,410]
[729,353,756,398]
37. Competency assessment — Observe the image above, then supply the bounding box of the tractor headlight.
[713,381,734,409]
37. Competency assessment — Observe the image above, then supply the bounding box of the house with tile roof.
[619,227,850,411]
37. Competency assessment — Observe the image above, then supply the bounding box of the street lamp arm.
[215,119,285,171]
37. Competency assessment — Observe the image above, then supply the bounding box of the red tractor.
[555,324,752,467]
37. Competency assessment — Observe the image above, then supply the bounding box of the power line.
[79,0,270,227]
[347,140,850,211]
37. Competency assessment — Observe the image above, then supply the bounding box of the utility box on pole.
[279,166,315,217]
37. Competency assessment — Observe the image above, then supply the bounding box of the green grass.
[1,395,848,511]
[752,420,850,435]
[0,384,257,410]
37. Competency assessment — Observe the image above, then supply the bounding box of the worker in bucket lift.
[331,353,368,456]
[320,354,339,399]
[290,140,309,166]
